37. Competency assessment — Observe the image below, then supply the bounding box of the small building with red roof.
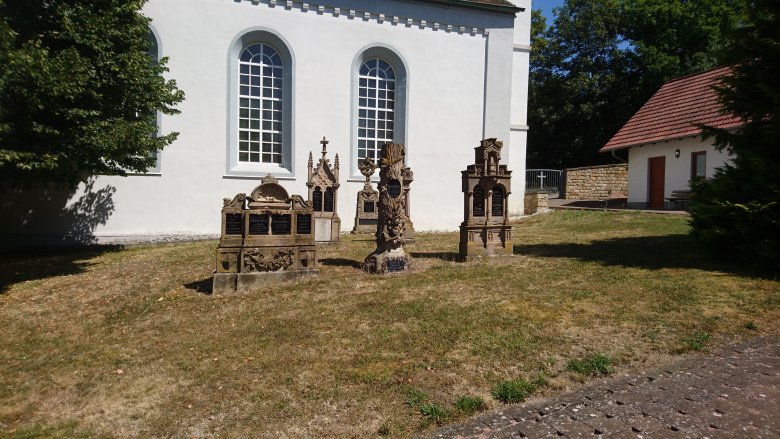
[600,66,741,209]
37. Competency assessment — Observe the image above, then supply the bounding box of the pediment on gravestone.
[475,138,503,165]
[310,164,337,187]
[249,175,290,208]
[289,195,311,211]
[223,193,246,209]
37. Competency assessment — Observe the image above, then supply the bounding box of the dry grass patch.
[1,211,778,438]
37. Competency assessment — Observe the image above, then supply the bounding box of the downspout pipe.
[611,149,627,163]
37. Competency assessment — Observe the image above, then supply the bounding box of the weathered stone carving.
[212,174,318,294]
[363,143,412,273]
[307,137,341,243]
[351,158,380,233]
[459,138,513,259]
[242,249,295,272]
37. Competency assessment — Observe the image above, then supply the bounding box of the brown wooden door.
[648,156,666,209]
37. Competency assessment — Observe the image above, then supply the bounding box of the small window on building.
[691,151,706,180]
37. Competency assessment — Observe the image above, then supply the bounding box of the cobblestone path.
[425,337,779,438]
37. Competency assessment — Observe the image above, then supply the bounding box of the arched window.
[357,59,395,166]
[238,43,283,164]
[227,29,293,178]
[492,186,504,217]
[352,47,407,178]
[473,186,485,217]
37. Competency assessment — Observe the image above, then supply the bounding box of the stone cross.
[320,136,329,159]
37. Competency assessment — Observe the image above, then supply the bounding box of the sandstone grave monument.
[363,143,413,273]
[352,158,380,234]
[213,174,317,293]
[306,137,341,243]
[459,138,513,259]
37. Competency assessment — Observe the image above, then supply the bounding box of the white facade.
[3,0,530,244]
[626,137,732,208]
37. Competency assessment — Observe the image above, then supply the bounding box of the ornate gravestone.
[363,143,413,273]
[459,138,513,259]
[351,158,379,233]
[213,174,317,293]
[307,137,341,243]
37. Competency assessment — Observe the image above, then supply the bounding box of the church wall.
[2,0,531,244]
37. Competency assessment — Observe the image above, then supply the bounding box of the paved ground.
[425,337,780,438]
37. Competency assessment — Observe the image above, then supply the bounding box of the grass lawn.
[1,210,777,438]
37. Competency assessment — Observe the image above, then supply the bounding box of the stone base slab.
[363,247,411,274]
[458,225,513,259]
[212,269,319,294]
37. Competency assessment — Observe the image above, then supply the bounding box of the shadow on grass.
[319,258,363,269]
[184,277,213,295]
[410,252,462,262]
[514,234,769,278]
[0,245,123,294]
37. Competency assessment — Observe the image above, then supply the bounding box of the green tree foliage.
[690,0,779,271]
[0,0,184,187]
[528,0,748,169]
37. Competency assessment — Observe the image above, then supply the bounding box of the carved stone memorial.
[306,137,340,243]
[351,158,379,233]
[363,143,413,273]
[459,138,513,259]
[213,174,318,293]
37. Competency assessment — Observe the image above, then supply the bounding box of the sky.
[533,0,565,24]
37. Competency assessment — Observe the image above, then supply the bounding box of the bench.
[666,190,693,210]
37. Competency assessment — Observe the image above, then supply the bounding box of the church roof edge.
[415,0,522,15]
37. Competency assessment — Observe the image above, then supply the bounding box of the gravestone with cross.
[213,174,318,294]
[459,138,513,259]
[363,143,413,273]
[306,136,341,243]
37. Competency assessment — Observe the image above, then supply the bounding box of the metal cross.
[537,174,547,188]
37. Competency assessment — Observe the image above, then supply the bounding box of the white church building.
[5,0,531,244]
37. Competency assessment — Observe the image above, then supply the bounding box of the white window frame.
[350,45,408,180]
[226,28,295,179]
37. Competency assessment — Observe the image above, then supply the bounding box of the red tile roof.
[600,66,743,152]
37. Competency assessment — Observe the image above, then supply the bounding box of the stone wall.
[563,164,627,199]
[524,192,549,215]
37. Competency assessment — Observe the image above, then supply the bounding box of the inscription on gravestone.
[296,214,312,235]
[359,219,378,226]
[324,188,334,212]
[364,201,375,213]
[388,179,401,198]
[386,259,406,272]
[248,214,269,235]
[473,186,485,217]
[225,213,243,235]
[312,188,323,212]
[492,186,504,216]
[272,214,292,235]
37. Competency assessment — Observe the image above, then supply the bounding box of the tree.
[527,0,749,169]
[528,0,635,169]
[0,0,184,187]
[690,0,780,270]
